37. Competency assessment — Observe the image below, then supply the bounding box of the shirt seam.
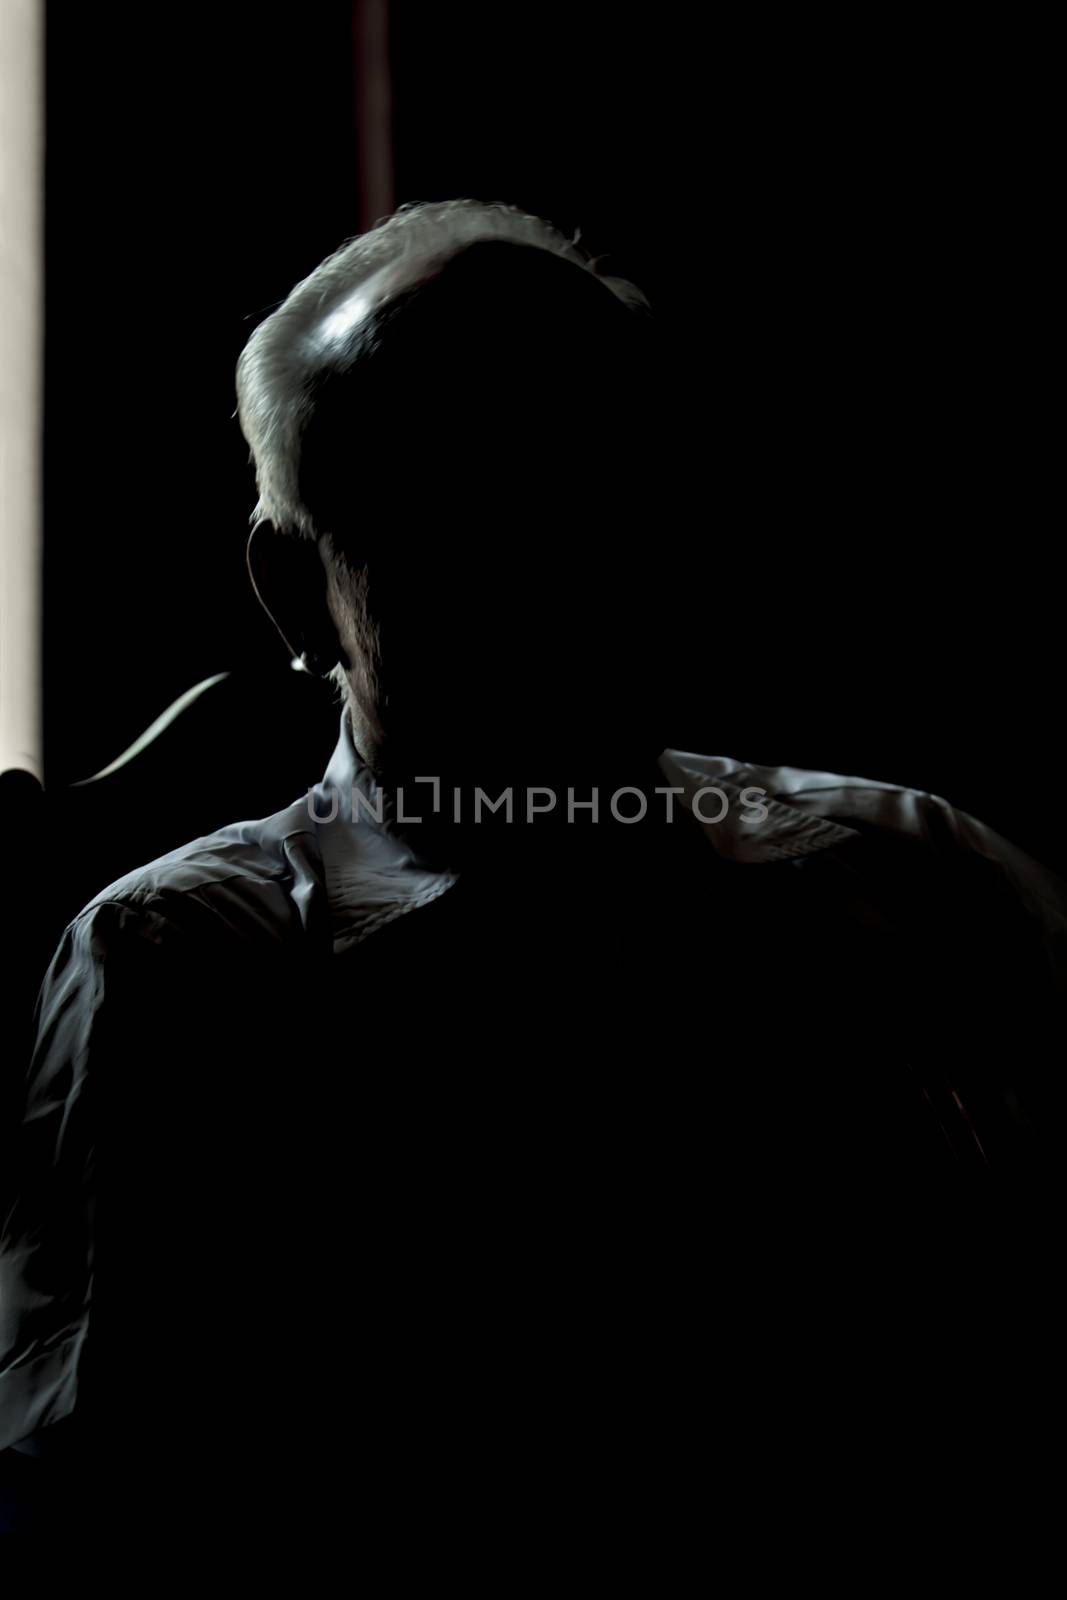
[332,874,458,951]
[73,862,299,930]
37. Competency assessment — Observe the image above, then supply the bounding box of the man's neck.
[375,753,684,880]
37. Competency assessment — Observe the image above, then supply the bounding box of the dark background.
[4,6,1056,1522]
[39,3,1061,897]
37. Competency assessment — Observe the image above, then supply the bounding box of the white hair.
[235,198,650,540]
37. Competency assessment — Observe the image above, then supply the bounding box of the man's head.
[236,199,670,798]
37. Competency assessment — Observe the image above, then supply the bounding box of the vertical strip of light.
[0,0,44,780]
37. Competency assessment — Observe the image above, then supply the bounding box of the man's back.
[3,727,1063,1527]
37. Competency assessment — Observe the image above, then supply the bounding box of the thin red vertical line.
[353,0,395,233]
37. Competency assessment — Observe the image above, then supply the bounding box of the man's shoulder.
[67,794,326,953]
[664,744,1067,982]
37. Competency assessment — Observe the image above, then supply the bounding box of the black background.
[40,4,1061,883]
[4,9,1056,1526]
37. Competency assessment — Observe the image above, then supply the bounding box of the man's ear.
[246,523,344,676]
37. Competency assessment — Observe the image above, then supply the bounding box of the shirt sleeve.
[0,897,176,1450]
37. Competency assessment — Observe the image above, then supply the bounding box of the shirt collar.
[307,717,865,953]
[657,748,862,863]
[309,713,459,954]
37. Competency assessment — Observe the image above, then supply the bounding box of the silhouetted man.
[2,201,1063,1533]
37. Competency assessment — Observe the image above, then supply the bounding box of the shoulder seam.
[71,860,296,932]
